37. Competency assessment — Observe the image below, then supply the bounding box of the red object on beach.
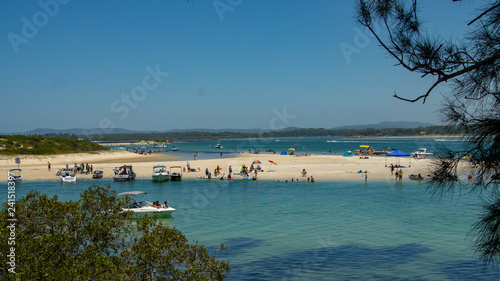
[268,160,277,165]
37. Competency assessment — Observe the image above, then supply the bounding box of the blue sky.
[0,0,484,133]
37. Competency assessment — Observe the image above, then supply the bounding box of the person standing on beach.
[187,162,190,172]
[311,176,315,182]
[390,164,394,175]
[48,161,51,171]
[114,167,118,175]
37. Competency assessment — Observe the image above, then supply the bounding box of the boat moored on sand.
[113,165,136,182]
[169,166,182,181]
[152,165,169,182]
[92,170,104,179]
[59,168,76,182]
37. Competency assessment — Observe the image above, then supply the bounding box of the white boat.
[152,165,169,182]
[172,146,179,151]
[215,143,223,149]
[153,143,167,148]
[8,169,23,182]
[113,165,136,182]
[412,148,434,157]
[169,166,182,181]
[59,168,76,182]
[117,191,175,218]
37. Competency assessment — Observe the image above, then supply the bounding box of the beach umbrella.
[252,160,261,164]
[268,160,278,172]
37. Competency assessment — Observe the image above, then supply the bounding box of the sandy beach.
[1,150,434,182]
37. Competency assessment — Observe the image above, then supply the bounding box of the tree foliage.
[0,185,230,280]
[357,0,500,263]
[0,135,107,155]
[82,125,459,142]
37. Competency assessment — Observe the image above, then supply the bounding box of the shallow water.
[11,178,499,280]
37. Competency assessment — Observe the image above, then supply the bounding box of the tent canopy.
[343,151,353,157]
[386,149,410,157]
[281,150,287,155]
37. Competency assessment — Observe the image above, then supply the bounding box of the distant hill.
[332,121,436,130]
[13,121,437,136]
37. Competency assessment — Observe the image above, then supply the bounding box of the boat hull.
[123,207,176,218]
[170,175,182,181]
[113,173,137,182]
[60,176,76,182]
[152,174,170,182]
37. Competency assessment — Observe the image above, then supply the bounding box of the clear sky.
[0,0,484,133]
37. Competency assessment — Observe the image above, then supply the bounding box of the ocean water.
[107,136,464,160]
[12,178,500,280]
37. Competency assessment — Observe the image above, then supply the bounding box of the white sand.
[0,150,433,182]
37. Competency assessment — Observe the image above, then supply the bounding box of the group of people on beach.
[390,164,404,180]
[66,163,93,174]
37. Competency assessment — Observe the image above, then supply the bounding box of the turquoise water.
[107,136,464,160]
[12,178,500,280]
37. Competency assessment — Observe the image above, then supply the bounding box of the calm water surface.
[13,178,500,280]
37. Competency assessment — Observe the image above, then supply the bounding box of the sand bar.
[0,150,435,182]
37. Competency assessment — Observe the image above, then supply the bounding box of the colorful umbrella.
[252,160,261,164]
[268,160,278,172]
[288,148,295,152]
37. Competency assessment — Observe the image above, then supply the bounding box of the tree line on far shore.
[83,125,461,142]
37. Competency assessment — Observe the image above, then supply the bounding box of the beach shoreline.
[1,150,435,182]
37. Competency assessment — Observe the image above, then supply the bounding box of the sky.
[0,0,485,133]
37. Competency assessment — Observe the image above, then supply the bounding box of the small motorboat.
[409,174,424,181]
[169,166,182,181]
[8,169,23,182]
[152,165,169,182]
[215,143,223,149]
[117,191,175,218]
[412,148,435,157]
[172,146,179,151]
[113,165,136,182]
[59,168,76,182]
[92,170,104,179]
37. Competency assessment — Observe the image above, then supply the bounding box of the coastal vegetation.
[357,0,500,263]
[0,185,230,280]
[0,135,107,156]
